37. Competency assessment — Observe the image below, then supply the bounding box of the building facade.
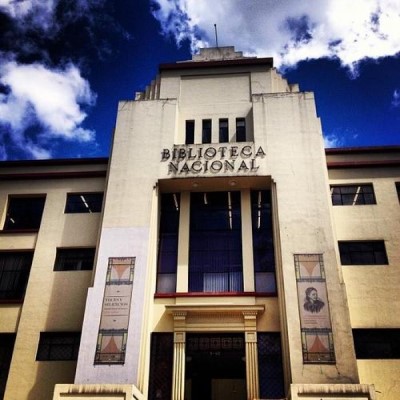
[0,47,399,400]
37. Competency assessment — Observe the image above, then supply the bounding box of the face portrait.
[308,289,318,302]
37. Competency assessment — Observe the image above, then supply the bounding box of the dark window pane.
[396,182,400,202]
[330,185,376,206]
[189,192,243,293]
[54,248,95,271]
[353,329,400,359]
[65,193,103,213]
[258,333,285,399]
[219,119,229,143]
[185,120,195,144]
[148,333,174,400]
[0,334,15,399]
[339,241,388,265]
[251,190,276,294]
[0,252,33,300]
[36,332,81,361]
[236,118,246,142]
[202,119,212,144]
[157,194,180,293]
[4,196,45,230]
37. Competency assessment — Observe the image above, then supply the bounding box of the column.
[241,189,255,292]
[243,312,260,400]
[171,312,187,400]
[176,191,190,292]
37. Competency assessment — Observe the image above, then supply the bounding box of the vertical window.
[189,191,243,293]
[54,248,95,271]
[148,333,174,400]
[353,329,400,359]
[330,184,376,205]
[3,196,45,231]
[202,119,212,144]
[65,193,103,213]
[236,118,246,142]
[396,182,400,202]
[219,118,229,143]
[251,190,276,293]
[185,120,195,145]
[0,252,33,301]
[0,334,15,400]
[156,194,180,293]
[36,332,81,361]
[258,333,285,399]
[338,241,388,265]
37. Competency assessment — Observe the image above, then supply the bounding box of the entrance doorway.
[185,333,246,400]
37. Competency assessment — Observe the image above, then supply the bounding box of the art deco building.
[0,47,399,400]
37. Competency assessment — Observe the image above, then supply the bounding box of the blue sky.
[0,0,399,160]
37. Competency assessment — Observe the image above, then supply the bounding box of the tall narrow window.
[202,119,212,144]
[189,191,243,293]
[0,334,15,399]
[156,193,180,293]
[396,182,400,202]
[236,118,246,142]
[251,190,276,293]
[3,196,46,231]
[0,251,33,301]
[185,120,195,144]
[219,118,229,143]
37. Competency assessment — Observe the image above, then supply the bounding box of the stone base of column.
[289,383,376,400]
[53,384,144,400]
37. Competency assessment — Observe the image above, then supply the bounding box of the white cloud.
[324,133,345,148]
[152,0,400,70]
[0,60,96,159]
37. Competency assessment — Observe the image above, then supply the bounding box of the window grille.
[330,184,376,205]
[36,332,81,361]
[338,241,388,265]
[54,248,95,271]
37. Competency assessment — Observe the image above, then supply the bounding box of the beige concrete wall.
[0,173,105,400]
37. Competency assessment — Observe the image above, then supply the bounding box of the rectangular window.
[396,182,400,202]
[236,118,246,142]
[338,241,388,265]
[148,333,174,400]
[258,333,285,398]
[330,184,376,205]
[3,196,45,231]
[0,334,15,400]
[156,193,180,293]
[219,118,229,143]
[185,120,195,144]
[54,248,95,271]
[353,329,400,359]
[251,190,276,293]
[65,192,103,213]
[189,191,243,293]
[202,119,212,144]
[0,251,33,301]
[36,332,81,361]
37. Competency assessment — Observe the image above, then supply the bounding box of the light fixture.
[229,180,237,186]
[192,182,199,188]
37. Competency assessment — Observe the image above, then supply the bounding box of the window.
[219,118,229,143]
[0,252,33,301]
[353,329,400,359]
[3,196,45,231]
[189,191,243,292]
[0,334,15,399]
[330,184,376,205]
[36,332,81,361]
[258,333,285,398]
[396,182,400,202]
[251,190,276,293]
[156,194,180,293]
[202,119,212,144]
[236,118,246,142]
[185,120,195,144]
[338,241,388,265]
[65,192,103,213]
[54,248,95,271]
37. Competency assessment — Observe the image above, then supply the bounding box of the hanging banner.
[294,254,335,363]
[94,257,135,364]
